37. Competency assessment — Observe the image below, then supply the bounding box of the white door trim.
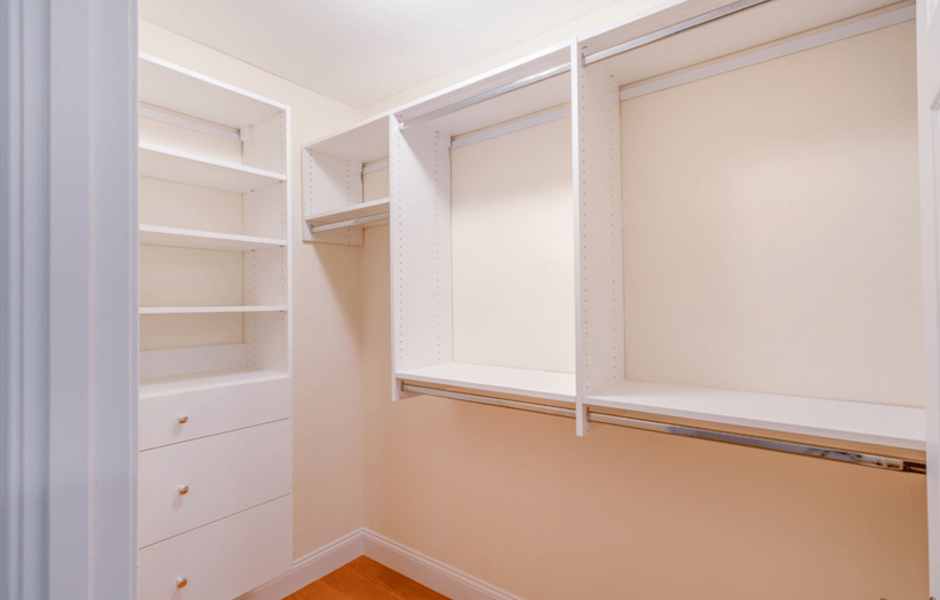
[1,0,139,598]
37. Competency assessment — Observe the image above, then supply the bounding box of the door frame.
[1,0,138,598]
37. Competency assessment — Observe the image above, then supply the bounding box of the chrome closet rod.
[397,63,571,131]
[583,0,778,66]
[308,212,389,234]
[401,383,926,474]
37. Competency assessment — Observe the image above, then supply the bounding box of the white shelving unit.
[299,0,928,470]
[302,113,392,244]
[137,54,292,600]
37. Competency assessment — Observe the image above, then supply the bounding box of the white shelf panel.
[304,114,390,163]
[393,43,572,137]
[139,225,286,252]
[586,380,926,450]
[139,143,286,194]
[304,198,390,228]
[397,362,576,403]
[139,367,290,399]
[139,305,287,315]
[139,54,285,130]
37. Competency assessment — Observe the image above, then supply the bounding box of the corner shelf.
[397,363,576,404]
[139,305,288,315]
[139,224,286,252]
[139,143,286,194]
[304,197,390,233]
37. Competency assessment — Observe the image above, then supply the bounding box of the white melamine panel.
[137,495,291,600]
[139,314,244,352]
[451,116,574,374]
[304,114,390,163]
[390,120,453,399]
[398,363,576,403]
[139,225,285,252]
[139,367,290,399]
[139,306,287,314]
[619,24,921,407]
[139,54,285,130]
[138,420,292,547]
[244,182,288,240]
[139,143,285,194]
[394,43,570,127]
[246,312,290,374]
[140,344,246,380]
[362,168,390,202]
[575,44,625,434]
[138,371,291,450]
[245,247,288,307]
[305,198,390,228]
[302,149,365,245]
[586,380,926,450]
[139,176,244,236]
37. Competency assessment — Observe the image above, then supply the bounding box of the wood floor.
[284,556,451,600]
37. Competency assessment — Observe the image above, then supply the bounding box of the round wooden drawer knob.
[177,414,188,424]
[176,577,188,589]
[178,484,189,495]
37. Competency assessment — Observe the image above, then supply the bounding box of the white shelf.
[393,43,571,137]
[304,198,390,228]
[139,54,285,130]
[586,380,926,451]
[139,305,287,315]
[139,367,290,399]
[397,362,576,403]
[139,143,286,194]
[139,225,286,252]
[303,114,390,163]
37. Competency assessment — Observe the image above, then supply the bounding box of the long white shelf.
[586,380,926,451]
[139,54,286,130]
[139,224,286,252]
[397,362,576,403]
[139,143,286,194]
[139,305,287,315]
[139,367,290,399]
[304,198,390,228]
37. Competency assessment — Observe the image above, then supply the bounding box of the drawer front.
[139,495,291,600]
[139,420,291,548]
[139,376,291,450]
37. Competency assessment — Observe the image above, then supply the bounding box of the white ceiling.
[140,0,626,108]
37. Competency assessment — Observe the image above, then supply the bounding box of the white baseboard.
[239,528,524,600]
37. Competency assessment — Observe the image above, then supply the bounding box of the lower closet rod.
[400,384,926,474]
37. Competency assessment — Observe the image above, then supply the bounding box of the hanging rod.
[139,104,242,142]
[401,384,926,474]
[398,63,571,131]
[583,0,778,66]
[308,212,389,234]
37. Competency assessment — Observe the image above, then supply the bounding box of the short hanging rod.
[398,63,571,131]
[400,384,926,474]
[583,0,778,66]
[308,212,389,234]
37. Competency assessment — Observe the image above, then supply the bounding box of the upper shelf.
[139,225,286,252]
[305,198,390,231]
[139,54,285,129]
[578,0,908,86]
[397,362,576,404]
[392,43,572,138]
[585,380,926,451]
[304,114,390,163]
[139,143,286,194]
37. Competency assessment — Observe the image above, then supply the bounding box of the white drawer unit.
[138,419,292,548]
[138,496,292,600]
[137,56,292,600]
[138,373,291,451]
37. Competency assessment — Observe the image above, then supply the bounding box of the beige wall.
[140,21,365,559]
